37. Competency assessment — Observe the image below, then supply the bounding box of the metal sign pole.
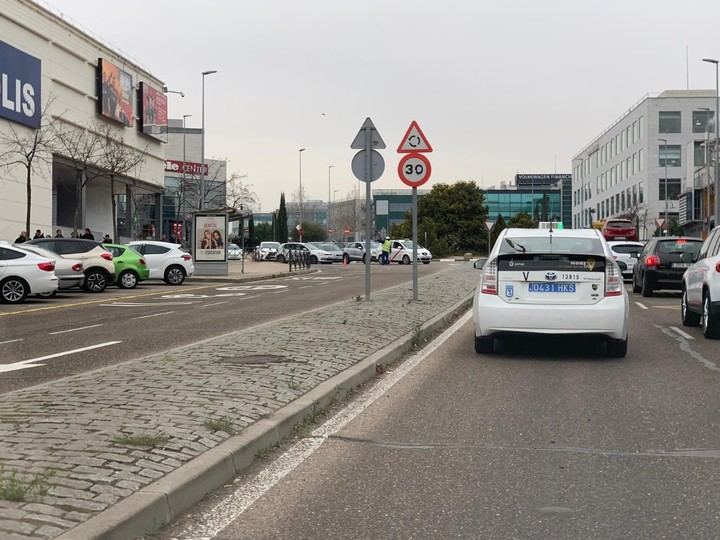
[412,186,418,301]
[365,126,372,301]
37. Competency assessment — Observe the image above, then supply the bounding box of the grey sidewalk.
[188,259,315,283]
[0,264,477,539]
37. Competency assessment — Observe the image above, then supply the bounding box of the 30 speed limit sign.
[397,153,432,187]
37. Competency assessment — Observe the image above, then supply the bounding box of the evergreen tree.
[491,214,507,249]
[271,211,278,242]
[277,192,288,242]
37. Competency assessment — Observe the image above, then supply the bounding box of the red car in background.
[602,219,638,241]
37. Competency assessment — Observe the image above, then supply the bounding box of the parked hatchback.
[343,241,381,263]
[602,219,638,242]
[128,241,194,285]
[14,244,84,293]
[0,242,58,303]
[632,236,703,297]
[104,244,149,289]
[607,241,644,281]
[25,238,114,292]
[681,226,720,338]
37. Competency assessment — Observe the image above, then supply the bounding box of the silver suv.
[681,225,720,338]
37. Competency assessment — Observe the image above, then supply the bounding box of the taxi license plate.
[672,262,690,268]
[528,282,576,293]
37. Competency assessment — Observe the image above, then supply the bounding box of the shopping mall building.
[0,0,167,241]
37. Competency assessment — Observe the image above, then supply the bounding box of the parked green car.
[104,244,149,289]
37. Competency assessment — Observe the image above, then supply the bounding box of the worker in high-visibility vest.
[382,236,392,265]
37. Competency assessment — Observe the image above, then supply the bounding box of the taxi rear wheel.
[474,335,494,354]
[606,337,628,358]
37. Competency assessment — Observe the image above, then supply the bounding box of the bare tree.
[96,124,147,240]
[0,98,60,237]
[618,202,651,240]
[226,172,258,212]
[52,120,105,235]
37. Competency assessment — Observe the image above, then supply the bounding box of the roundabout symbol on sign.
[397,153,432,187]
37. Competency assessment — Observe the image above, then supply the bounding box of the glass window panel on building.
[659,144,682,167]
[693,110,715,133]
[658,178,681,201]
[695,141,709,167]
[659,111,681,133]
[639,181,644,203]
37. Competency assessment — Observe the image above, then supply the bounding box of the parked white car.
[681,225,720,338]
[473,228,629,357]
[389,240,432,264]
[308,242,343,263]
[607,241,644,281]
[128,241,194,285]
[0,242,59,303]
[343,241,381,263]
[15,244,84,293]
[255,241,280,261]
[227,244,243,260]
[276,242,335,264]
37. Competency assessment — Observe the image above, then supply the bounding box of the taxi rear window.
[500,236,604,255]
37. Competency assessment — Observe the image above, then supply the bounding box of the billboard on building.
[98,58,133,126]
[194,214,227,262]
[164,159,209,176]
[139,82,167,142]
[0,41,41,128]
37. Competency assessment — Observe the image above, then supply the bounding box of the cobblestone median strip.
[0,265,477,539]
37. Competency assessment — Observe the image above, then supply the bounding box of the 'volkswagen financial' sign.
[0,41,41,128]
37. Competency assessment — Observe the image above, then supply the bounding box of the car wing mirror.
[473,259,486,270]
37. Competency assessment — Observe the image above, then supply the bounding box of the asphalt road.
[0,262,448,394]
[166,286,720,540]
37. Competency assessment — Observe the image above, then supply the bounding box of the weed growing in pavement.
[112,432,169,448]
[204,416,236,435]
[0,466,52,502]
[254,442,280,459]
[288,375,301,391]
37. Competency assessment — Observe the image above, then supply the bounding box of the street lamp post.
[298,148,306,242]
[659,137,669,234]
[327,165,334,239]
[699,108,712,235]
[703,58,720,228]
[200,70,218,210]
[181,114,192,243]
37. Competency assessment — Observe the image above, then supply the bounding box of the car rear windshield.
[656,239,702,254]
[607,221,633,228]
[500,236,605,255]
[611,244,643,254]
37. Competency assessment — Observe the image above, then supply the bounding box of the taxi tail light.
[71,263,82,272]
[37,261,55,272]
[605,259,623,297]
[100,252,113,261]
[481,259,498,295]
[645,254,660,268]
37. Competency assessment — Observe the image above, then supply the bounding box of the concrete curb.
[57,292,474,540]
[188,266,318,283]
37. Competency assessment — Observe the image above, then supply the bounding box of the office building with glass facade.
[485,174,569,227]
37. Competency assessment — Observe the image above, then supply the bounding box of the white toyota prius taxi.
[473,228,629,357]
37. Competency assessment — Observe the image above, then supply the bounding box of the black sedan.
[632,236,702,297]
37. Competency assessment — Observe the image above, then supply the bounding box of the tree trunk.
[25,166,32,237]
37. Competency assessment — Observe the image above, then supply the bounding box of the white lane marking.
[655,325,719,372]
[654,306,680,310]
[132,311,174,320]
[0,339,23,345]
[634,302,648,310]
[670,326,694,340]
[216,285,287,291]
[48,323,104,335]
[273,289,288,294]
[299,285,314,289]
[102,301,195,307]
[199,301,228,308]
[0,341,122,374]
[171,310,472,539]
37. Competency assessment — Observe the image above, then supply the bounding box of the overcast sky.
[47,0,720,211]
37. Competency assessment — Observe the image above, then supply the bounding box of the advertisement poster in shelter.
[194,214,227,262]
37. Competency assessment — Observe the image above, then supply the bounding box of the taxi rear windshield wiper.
[504,238,526,253]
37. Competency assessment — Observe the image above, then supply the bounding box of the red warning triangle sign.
[397,120,433,153]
